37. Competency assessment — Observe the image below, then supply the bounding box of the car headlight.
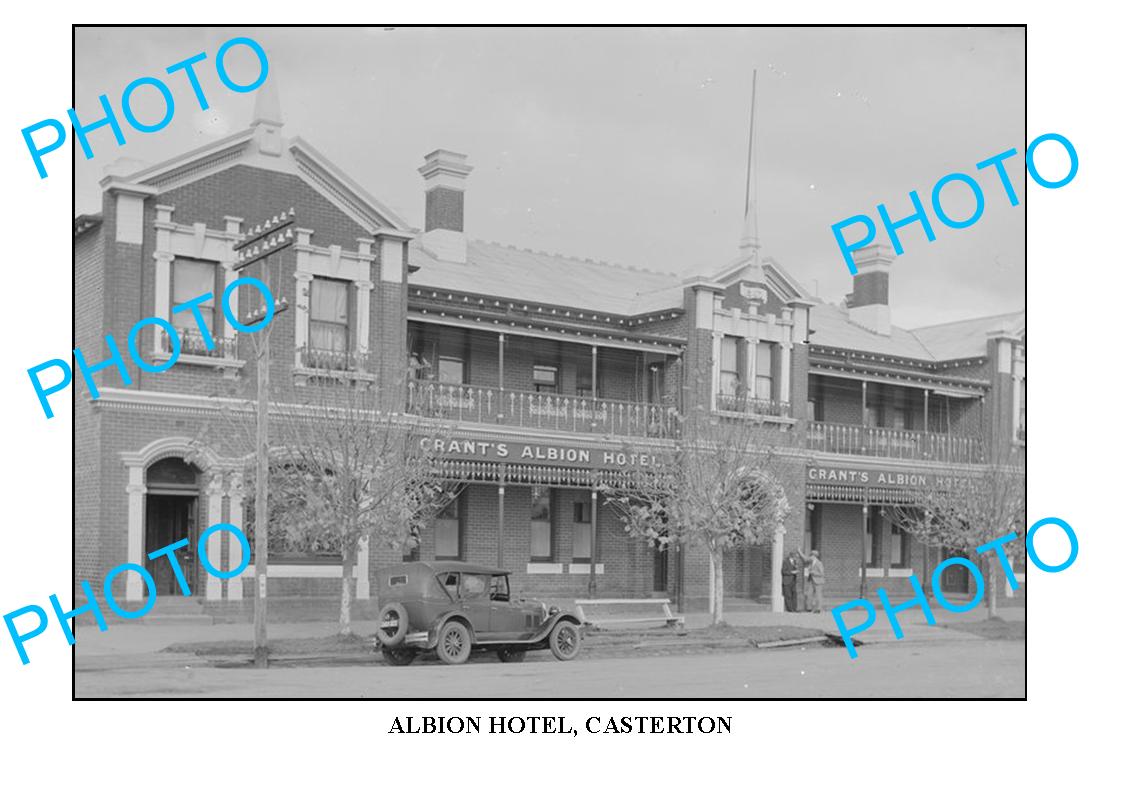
[548,605,560,616]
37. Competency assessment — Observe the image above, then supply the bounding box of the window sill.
[153,348,245,377]
[526,562,564,574]
[567,563,604,575]
[293,366,376,386]
[713,408,797,425]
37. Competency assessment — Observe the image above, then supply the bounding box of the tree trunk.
[340,550,355,636]
[707,552,715,619]
[770,524,784,613]
[986,555,998,619]
[712,549,724,626]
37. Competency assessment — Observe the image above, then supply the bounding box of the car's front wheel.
[497,647,526,663]
[436,621,472,665]
[548,620,582,661]
[382,646,417,666]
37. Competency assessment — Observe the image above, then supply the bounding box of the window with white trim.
[719,336,740,397]
[308,277,351,369]
[171,258,218,355]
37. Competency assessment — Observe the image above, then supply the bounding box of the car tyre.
[548,620,581,661]
[497,647,526,663]
[436,621,472,665]
[382,646,417,666]
[376,602,409,647]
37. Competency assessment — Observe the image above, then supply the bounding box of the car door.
[456,572,493,637]
[487,574,524,636]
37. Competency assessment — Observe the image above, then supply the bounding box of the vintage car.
[374,562,584,666]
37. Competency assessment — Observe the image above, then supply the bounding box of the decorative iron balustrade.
[407,379,680,438]
[806,421,985,464]
[163,328,237,359]
[299,346,370,373]
[715,393,791,417]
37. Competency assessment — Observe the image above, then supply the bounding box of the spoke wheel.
[549,620,581,661]
[436,621,472,665]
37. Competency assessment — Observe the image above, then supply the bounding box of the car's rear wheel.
[376,602,409,647]
[381,646,417,666]
[549,620,581,661]
[436,621,472,665]
[497,647,526,663]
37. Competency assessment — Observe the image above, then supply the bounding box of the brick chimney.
[847,244,894,336]
[418,149,472,263]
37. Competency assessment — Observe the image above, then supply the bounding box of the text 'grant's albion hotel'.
[74,84,1027,614]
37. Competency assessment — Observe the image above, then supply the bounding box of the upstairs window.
[310,278,350,354]
[755,342,774,399]
[719,336,740,396]
[171,259,218,351]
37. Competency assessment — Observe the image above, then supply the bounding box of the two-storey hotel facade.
[74,92,1026,614]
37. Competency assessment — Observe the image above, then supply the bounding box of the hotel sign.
[807,465,974,490]
[419,435,665,469]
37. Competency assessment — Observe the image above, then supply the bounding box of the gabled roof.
[105,127,413,236]
[912,310,1025,360]
[409,239,683,317]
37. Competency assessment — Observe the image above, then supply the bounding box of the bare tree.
[602,403,796,625]
[887,445,1026,618]
[203,376,456,635]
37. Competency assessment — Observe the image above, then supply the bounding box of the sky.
[74,26,1025,329]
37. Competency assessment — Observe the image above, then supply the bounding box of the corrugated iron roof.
[409,238,683,317]
[811,303,1025,362]
[912,310,1025,360]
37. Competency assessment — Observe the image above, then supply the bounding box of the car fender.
[430,611,477,647]
[524,611,583,644]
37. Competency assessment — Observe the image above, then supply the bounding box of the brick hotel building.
[74,88,1027,614]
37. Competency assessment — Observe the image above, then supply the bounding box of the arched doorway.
[144,457,201,595]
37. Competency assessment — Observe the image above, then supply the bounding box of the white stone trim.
[204,477,224,601]
[125,475,147,602]
[380,237,405,283]
[567,563,605,575]
[887,568,914,578]
[526,562,564,574]
[355,280,373,355]
[152,205,243,362]
[863,567,885,578]
[238,564,350,578]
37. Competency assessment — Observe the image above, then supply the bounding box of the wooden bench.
[574,598,686,632]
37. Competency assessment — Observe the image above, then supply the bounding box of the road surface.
[75,639,1024,698]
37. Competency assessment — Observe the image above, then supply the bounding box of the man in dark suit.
[782,550,802,612]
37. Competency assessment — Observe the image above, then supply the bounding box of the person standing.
[799,549,826,613]
[782,550,802,612]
